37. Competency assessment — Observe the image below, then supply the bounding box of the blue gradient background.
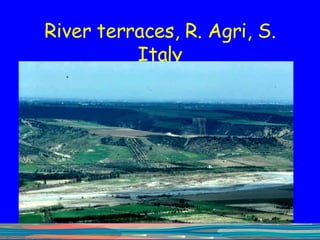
[1,1,319,223]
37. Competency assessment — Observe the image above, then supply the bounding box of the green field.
[73,145,132,164]
[19,164,39,172]
[51,204,177,219]
[147,144,209,162]
[20,212,43,223]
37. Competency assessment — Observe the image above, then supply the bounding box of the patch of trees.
[53,213,164,223]
[215,109,292,125]
[147,135,186,149]
[147,134,287,157]
[149,199,191,209]
[20,170,121,183]
[101,136,126,146]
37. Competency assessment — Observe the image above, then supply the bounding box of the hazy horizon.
[19,62,293,103]
[19,97,293,105]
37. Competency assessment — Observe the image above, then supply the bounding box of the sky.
[19,62,293,103]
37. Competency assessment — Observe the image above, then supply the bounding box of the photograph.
[19,61,293,223]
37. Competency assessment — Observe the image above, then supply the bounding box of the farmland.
[19,101,293,223]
